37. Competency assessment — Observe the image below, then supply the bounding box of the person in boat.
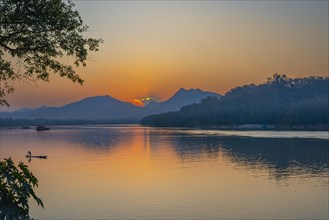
[26,151,47,159]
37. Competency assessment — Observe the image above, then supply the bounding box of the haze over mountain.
[0,88,221,121]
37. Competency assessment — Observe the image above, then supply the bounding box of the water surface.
[1,125,328,219]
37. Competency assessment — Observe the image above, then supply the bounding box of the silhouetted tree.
[141,74,329,128]
[0,0,102,106]
[0,158,43,219]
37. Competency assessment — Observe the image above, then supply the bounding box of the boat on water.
[26,151,47,159]
[36,125,50,131]
[26,155,48,159]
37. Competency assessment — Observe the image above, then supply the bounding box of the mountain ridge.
[141,75,329,128]
[0,88,222,122]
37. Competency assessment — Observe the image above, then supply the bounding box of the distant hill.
[141,74,329,129]
[0,88,221,122]
[1,95,141,120]
[134,88,221,119]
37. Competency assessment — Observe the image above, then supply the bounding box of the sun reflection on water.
[1,126,328,219]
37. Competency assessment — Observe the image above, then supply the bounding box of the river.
[1,125,328,219]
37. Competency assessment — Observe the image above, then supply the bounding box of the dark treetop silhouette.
[0,158,43,219]
[0,0,102,106]
[141,74,329,128]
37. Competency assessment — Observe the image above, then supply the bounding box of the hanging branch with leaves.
[0,0,103,106]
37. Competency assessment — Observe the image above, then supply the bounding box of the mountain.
[1,95,140,120]
[135,88,221,119]
[13,107,32,113]
[0,88,221,122]
[141,75,329,128]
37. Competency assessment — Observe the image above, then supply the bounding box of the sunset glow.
[133,97,159,106]
[2,1,328,111]
[1,1,328,218]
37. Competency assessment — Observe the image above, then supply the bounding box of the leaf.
[0,157,44,218]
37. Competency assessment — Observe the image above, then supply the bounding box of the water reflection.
[52,127,329,181]
[151,135,221,160]
[1,126,328,219]
[64,128,132,150]
[218,137,329,180]
[162,135,328,179]
[20,126,139,153]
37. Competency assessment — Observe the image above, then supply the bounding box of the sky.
[2,0,328,111]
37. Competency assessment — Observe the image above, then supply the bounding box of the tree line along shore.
[141,74,329,130]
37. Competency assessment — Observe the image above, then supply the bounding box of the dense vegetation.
[0,0,102,106]
[0,158,43,219]
[141,74,329,129]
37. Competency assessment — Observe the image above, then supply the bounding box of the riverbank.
[194,124,329,131]
[1,123,328,132]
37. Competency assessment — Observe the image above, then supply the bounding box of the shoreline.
[1,123,328,132]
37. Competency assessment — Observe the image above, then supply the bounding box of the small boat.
[26,155,48,159]
[36,125,50,131]
[26,151,47,159]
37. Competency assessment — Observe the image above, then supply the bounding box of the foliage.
[0,0,102,106]
[0,158,43,219]
[141,74,329,128]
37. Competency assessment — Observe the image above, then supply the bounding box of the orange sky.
[2,1,328,111]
